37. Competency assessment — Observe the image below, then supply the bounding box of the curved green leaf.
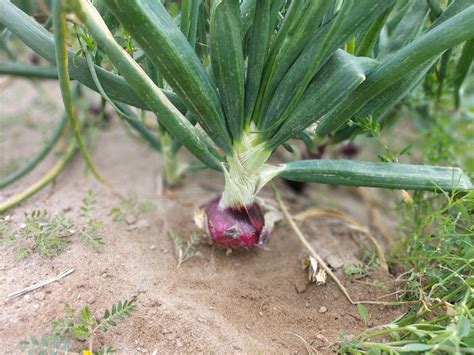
[280,160,472,192]
[454,39,474,108]
[355,7,393,57]
[210,0,245,142]
[240,0,256,37]
[52,0,105,183]
[180,0,201,48]
[0,61,58,79]
[244,0,270,126]
[376,0,428,60]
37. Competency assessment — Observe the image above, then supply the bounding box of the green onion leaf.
[280,160,472,192]
[210,0,245,142]
[52,0,105,183]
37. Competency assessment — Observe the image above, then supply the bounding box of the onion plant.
[1,0,473,248]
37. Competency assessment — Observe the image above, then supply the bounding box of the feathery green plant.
[20,300,136,354]
[79,189,105,249]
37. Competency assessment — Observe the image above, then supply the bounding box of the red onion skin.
[203,197,265,249]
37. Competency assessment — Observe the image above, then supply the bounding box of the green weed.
[20,300,136,354]
[109,192,155,223]
[79,189,104,249]
[169,229,202,268]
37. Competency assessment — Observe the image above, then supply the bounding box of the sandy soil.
[1,80,404,354]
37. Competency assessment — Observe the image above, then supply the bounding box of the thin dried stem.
[8,268,75,298]
[273,183,413,306]
[294,207,388,272]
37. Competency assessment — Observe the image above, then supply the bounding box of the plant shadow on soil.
[0,80,404,353]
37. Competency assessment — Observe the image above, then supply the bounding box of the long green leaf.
[256,0,331,124]
[355,7,393,57]
[454,39,474,108]
[267,50,370,150]
[0,1,185,112]
[195,3,209,60]
[280,160,472,192]
[436,49,453,99]
[240,0,256,37]
[316,5,474,136]
[376,0,428,60]
[180,0,201,48]
[0,61,58,79]
[52,0,105,183]
[244,0,270,126]
[210,0,245,142]
[75,0,222,171]
[268,0,286,36]
[103,0,232,152]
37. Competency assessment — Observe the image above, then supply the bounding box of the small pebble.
[127,219,150,231]
[126,214,137,225]
[33,291,46,301]
[23,294,31,303]
[150,245,156,250]
[318,306,328,314]
[294,279,308,294]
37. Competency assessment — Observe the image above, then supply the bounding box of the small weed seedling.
[110,192,155,223]
[356,304,369,327]
[169,229,202,268]
[344,245,380,279]
[79,189,104,249]
[20,300,136,354]
[17,210,74,259]
[0,216,15,246]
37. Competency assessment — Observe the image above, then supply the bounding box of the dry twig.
[8,268,75,299]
